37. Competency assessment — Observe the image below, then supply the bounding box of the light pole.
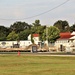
[46,26,48,46]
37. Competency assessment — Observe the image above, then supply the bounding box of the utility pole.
[46,26,48,46]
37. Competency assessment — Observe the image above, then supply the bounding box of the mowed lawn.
[0,54,75,75]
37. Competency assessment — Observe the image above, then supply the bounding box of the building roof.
[59,32,72,39]
[33,34,39,37]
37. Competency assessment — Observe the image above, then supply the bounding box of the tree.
[32,20,41,26]
[0,33,6,41]
[42,26,60,43]
[18,29,31,40]
[31,25,45,33]
[37,26,46,41]
[53,20,70,32]
[31,20,41,33]
[0,26,10,35]
[31,24,46,41]
[7,31,19,41]
[70,24,75,32]
[10,21,32,33]
[31,34,34,44]
[0,26,10,41]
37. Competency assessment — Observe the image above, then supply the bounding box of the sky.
[0,0,75,27]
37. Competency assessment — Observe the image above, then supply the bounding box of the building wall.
[55,39,69,51]
[0,41,16,48]
[19,41,32,48]
[28,34,39,41]
[0,40,41,48]
[0,41,32,48]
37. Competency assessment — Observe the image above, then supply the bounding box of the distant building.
[0,34,40,49]
[55,32,72,51]
[69,31,75,47]
[28,34,40,44]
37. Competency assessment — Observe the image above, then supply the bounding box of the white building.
[55,32,72,51]
[28,34,40,44]
[0,34,40,48]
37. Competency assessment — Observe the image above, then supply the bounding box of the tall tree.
[53,20,70,32]
[31,20,45,34]
[31,25,46,33]
[42,26,60,43]
[31,24,46,41]
[10,21,32,33]
[32,20,41,26]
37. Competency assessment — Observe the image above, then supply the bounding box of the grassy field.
[0,54,75,75]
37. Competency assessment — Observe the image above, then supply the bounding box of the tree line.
[0,20,75,43]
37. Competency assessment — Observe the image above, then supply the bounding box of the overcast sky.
[0,0,75,27]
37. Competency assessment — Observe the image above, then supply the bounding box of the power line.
[0,0,70,20]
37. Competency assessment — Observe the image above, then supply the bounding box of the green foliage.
[31,25,45,33]
[0,20,73,41]
[18,29,31,40]
[31,34,34,44]
[10,21,32,33]
[32,20,41,26]
[31,24,46,41]
[0,26,10,41]
[31,20,41,34]
[0,33,6,41]
[48,26,60,42]
[42,26,60,43]
[7,31,19,41]
[70,24,75,32]
[54,20,70,32]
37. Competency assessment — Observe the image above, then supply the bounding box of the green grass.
[0,54,75,75]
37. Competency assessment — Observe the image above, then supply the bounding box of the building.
[28,34,40,44]
[55,32,72,51]
[0,34,40,49]
[69,31,75,47]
